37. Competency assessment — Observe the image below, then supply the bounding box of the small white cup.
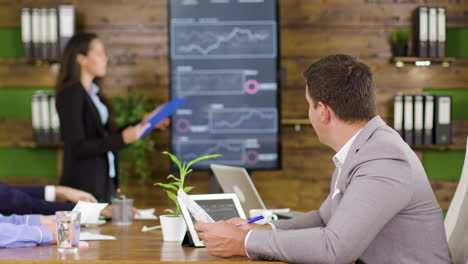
[249,209,278,225]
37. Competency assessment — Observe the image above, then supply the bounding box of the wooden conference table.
[0,220,285,264]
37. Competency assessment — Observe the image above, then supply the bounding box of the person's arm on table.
[18,184,98,203]
[194,219,273,257]
[0,183,75,215]
[0,215,56,248]
[12,185,45,200]
[54,185,97,203]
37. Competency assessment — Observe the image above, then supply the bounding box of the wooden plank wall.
[0,0,467,211]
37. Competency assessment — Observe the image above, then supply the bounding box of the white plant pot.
[160,215,187,242]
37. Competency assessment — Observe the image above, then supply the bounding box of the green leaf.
[181,162,188,175]
[162,151,183,172]
[186,154,222,169]
[164,208,175,214]
[154,182,178,191]
[165,190,179,208]
[183,186,194,193]
[166,174,180,181]
[174,181,183,190]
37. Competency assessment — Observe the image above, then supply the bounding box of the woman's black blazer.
[56,82,127,202]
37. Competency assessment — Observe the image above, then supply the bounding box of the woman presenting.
[55,32,167,202]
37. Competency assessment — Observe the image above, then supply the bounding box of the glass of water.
[55,211,81,253]
[111,197,133,226]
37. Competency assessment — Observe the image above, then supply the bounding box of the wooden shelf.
[412,144,463,151]
[282,118,467,150]
[0,57,61,65]
[281,118,310,125]
[0,117,62,148]
[392,57,456,67]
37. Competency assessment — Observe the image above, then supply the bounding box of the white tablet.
[177,193,246,247]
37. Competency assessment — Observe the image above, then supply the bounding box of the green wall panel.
[422,89,468,180]
[0,148,57,178]
[423,88,468,120]
[423,150,465,181]
[0,88,52,117]
[447,28,468,58]
[0,28,22,57]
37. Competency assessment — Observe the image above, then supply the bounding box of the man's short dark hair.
[303,54,376,122]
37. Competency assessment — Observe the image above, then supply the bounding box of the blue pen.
[236,215,265,226]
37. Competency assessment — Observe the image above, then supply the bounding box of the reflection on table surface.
[0,220,284,264]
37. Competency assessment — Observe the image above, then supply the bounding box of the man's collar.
[333,128,362,168]
[332,115,385,167]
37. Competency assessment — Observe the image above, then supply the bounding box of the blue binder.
[139,97,188,139]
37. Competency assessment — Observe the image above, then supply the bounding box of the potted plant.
[155,151,221,241]
[111,94,155,193]
[391,29,409,57]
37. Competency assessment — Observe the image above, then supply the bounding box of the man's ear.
[320,102,332,123]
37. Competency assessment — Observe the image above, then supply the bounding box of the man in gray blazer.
[195,54,452,263]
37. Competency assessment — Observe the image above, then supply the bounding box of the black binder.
[403,95,414,145]
[414,95,424,145]
[31,8,41,58]
[40,8,48,58]
[416,7,429,57]
[434,95,452,145]
[428,7,437,58]
[437,7,446,57]
[31,92,42,143]
[21,8,32,58]
[58,5,76,57]
[48,8,59,58]
[49,94,61,143]
[423,94,434,145]
[394,94,404,138]
[40,92,51,144]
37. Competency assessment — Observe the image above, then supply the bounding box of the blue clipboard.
[139,97,188,139]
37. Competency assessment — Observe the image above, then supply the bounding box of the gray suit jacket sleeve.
[245,158,413,264]
[272,195,330,230]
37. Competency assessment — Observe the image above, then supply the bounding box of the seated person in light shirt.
[0,182,111,248]
[0,214,57,248]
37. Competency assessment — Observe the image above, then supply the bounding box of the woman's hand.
[142,106,170,131]
[156,118,170,130]
[122,122,150,144]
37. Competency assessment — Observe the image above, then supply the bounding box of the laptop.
[210,164,303,219]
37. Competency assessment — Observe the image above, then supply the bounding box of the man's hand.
[40,215,57,243]
[226,217,273,232]
[194,221,248,258]
[55,186,98,203]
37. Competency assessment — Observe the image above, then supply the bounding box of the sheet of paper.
[72,201,108,224]
[177,189,214,223]
[79,232,116,241]
[134,208,158,220]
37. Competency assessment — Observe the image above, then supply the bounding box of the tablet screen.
[188,199,240,224]
[178,193,246,247]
